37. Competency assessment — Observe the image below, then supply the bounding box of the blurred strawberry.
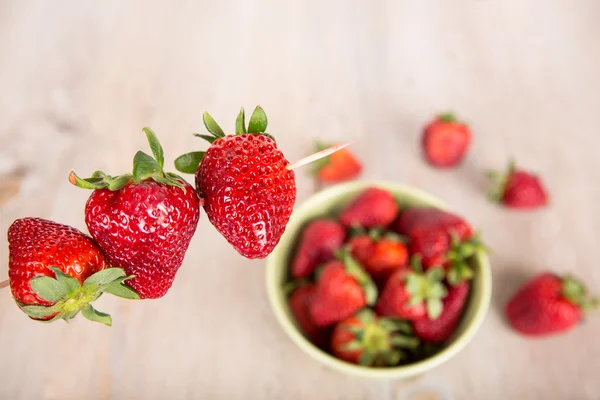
[413,281,470,343]
[340,188,399,229]
[422,113,471,168]
[312,142,362,184]
[331,309,419,366]
[505,273,597,336]
[348,230,408,279]
[395,208,484,286]
[310,252,378,327]
[376,256,447,321]
[488,161,549,209]
[292,219,346,279]
[287,283,328,347]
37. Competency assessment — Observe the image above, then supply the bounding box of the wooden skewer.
[0,280,9,289]
[286,142,353,171]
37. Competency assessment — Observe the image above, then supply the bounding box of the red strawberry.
[176,107,296,259]
[292,219,346,279]
[288,284,327,347]
[70,129,200,299]
[505,273,597,336]
[8,217,138,325]
[331,309,419,366]
[376,256,447,321]
[312,142,362,184]
[395,208,483,286]
[310,253,378,327]
[422,113,471,168]
[413,281,470,343]
[339,188,398,229]
[488,161,549,209]
[348,231,408,279]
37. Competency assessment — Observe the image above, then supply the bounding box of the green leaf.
[132,151,163,183]
[20,304,58,319]
[358,351,375,366]
[30,276,69,302]
[203,112,225,138]
[426,267,444,283]
[438,112,457,123]
[142,127,164,168]
[235,107,247,134]
[47,266,80,293]
[83,268,126,286]
[68,171,107,190]
[102,282,140,300]
[355,309,375,325]
[427,298,443,320]
[390,335,420,349]
[193,133,218,144]
[379,318,412,334]
[174,151,205,174]
[247,106,268,133]
[342,341,363,352]
[81,304,112,326]
[105,174,133,191]
[343,252,378,305]
[405,274,422,295]
[382,350,403,365]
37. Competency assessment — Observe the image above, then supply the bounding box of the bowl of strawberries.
[266,181,492,378]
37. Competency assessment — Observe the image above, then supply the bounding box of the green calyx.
[342,309,419,367]
[282,278,311,296]
[175,105,275,174]
[311,141,333,175]
[70,127,185,191]
[446,232,487,286]
[486,159,517,202]
[335,248,378,305]
[18,267,139,326]
[406,255,448,320]
[438,112,458,123]
[561,275,599,313]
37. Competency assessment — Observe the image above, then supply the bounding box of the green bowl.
[266,181,492,379]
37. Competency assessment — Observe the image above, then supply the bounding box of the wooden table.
[1,1,599,399]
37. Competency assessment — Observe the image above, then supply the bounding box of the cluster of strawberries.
[307,113,597,347]
[5,107,300,325]
[286,187,482,366]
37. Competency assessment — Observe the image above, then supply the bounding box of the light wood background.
[1,1,599,399]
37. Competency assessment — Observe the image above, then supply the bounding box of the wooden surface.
[1,1,599,399]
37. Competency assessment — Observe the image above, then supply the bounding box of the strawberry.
[70,129,200,299]
[376,256,447,321]
[395,207,483,286]
[413,281,470,343]
[175,107,296,259]
[505,273,598,336]
[331,309,419,366]
[348,230,408,279]
[8,217,138,325]
[310,252,378,327]
[292,219,346,279]
[488,161,549,209]
[339,188,398,229]
[422,112,471,168]
[312,142,362,184]
[288,283,327,347]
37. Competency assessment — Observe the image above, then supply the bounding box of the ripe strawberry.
[348,231,408,279]
[312,142,362,184]
[376,256,447,321]
[310,252,378,327]
[331,309,419,366]
[488,161,549,209]
[413,281,470,343]
[288,283,327,347]
[395,208,483,286]
[8,217,138,325]
[175,107,296,259]
[422,112,471,168]
[505,273,598,336]
[339,188,398,229]
[292,219,346,279]
[70,129,200,299]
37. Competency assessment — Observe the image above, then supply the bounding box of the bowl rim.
[266,180,492,379]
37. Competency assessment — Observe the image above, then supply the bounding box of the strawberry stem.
[0,279,8,289]
[286,142,354,171]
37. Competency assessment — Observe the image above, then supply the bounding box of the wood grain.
[1,1,599,399]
